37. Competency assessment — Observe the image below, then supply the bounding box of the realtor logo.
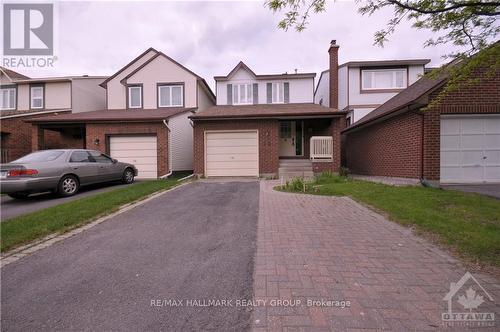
[442,272,495,326]
[3,3,54,56]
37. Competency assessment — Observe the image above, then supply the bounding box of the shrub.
[285,177,309,192]
[339,167,350,177]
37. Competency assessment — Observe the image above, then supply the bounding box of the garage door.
[109,136,158,179]
[205,131,258,177]
[441,116,500,183]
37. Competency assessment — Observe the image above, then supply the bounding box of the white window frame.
[128,86,142,109]
[272,82,284,103]
[30,86,44,109]
[1,87,16,110]
[361,68,407,91]
[158,85,184,107]
[232,83,253,105]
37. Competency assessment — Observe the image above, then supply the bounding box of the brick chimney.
[328,40,339,109]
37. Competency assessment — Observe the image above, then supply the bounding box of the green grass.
[278,173,500,266]
[1,178,185,252]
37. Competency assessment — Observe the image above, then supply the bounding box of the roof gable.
[214,61,316,81]
[99,47,158,88]
[1,66,30,81]
[121,51,202,84]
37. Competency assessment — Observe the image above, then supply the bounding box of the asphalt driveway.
[1,181,259,331]
[442,183,500,199]
[0,181,135,221]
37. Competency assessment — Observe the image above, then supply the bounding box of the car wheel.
[8,193,30,199]
[122,168,135,184]
[58,175,79,197]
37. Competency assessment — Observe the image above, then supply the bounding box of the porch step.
[279,159,314,180]
[279,159,312,166]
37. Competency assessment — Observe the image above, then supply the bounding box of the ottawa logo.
[442,272,495,326]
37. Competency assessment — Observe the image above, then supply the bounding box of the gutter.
[160,119,173,179]
[1,109,71,120]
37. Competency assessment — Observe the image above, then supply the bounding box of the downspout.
[160,119,173,179]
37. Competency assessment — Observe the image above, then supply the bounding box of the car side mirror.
[112,159,118,163]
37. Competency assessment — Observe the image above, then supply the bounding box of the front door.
[279,121,303,157]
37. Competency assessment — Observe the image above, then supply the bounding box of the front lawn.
[1,178,185,253]
[278,174,500,266]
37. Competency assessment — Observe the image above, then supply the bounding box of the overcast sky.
[21,0,464,90]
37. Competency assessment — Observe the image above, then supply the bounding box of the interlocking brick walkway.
[252,181,500,331]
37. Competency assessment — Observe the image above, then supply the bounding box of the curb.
[0,180,192,268]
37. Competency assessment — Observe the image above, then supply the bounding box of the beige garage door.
[441,115,500,183]
[109,136,158,179]
[205,131,259,177]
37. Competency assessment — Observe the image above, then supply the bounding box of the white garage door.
[441,116,500,183]
[109,136,158,179]
[205,131,259,177]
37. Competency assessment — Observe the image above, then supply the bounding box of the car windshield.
[13,150,65,163]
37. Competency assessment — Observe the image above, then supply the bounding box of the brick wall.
[344,63,500,181]
[422,66,500,180]
[1,117,33,162]
[86,122,169,177]
[193,120,279,177]
[1,116,83,162]
[345,112,423,178]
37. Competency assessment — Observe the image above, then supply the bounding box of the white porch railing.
[310,136,333,161]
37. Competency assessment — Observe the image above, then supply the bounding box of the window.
[1,88,16,110]
[13,150,64,163]
[233,84,252,104]
[89,151,113,163]
[128,86,142,108]
[361,68,407,90]
[70,151,91,163]
[272,82,284,103]
[280,121,291,138]
[158,85,183,107]
[30,86,44,109]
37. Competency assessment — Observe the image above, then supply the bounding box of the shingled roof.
[0,66,30,80]
[190,103,346,120]
[27,108,195,123]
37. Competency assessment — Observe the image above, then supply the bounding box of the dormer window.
[158,84,184,107]
[361,68,407,91]
[128,85,142,108]
[272,82,284,103]
[233,84,252,105]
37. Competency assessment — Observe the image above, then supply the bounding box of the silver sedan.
[0,149,138,199]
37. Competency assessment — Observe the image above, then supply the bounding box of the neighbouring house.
[0,67,106,162]
[343,45,500,184]
[28,48,215,178]
[314,46,429,125]
[191,42,346,178]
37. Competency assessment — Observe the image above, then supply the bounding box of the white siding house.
[215,62,316,105]
[315,59,430,124]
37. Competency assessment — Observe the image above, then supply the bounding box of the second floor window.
[30,86,44,109]
[272,82,284,103]
[158,85,183,107]
[128,86,142,108]
[1,88,16,110]
[361,68,407,91]
[233,84,252,105]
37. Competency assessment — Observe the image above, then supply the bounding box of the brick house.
[28,48,215,178]
[0,67,106,162]
[343,46,500,184]
[191,42,346,178]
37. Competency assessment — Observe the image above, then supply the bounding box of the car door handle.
[72,167,79,170]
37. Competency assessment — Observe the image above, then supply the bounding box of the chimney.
[328,39,339,109]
